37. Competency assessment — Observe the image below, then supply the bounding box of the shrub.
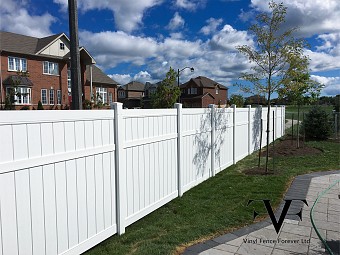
[83,99,93,109]
[37,101,44,110]
[301,107,332,140]
[20,106,30,110]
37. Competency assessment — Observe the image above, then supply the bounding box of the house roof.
[3,75,34,87]
[119,81,145,91]
[180,76,228,90]
[0,31,95,64]
[85,65,118,86]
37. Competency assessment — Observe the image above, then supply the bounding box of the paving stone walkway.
[183,170,340,255]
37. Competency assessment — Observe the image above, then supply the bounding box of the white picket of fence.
[0,103,285,255]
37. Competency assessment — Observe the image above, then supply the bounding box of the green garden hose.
[310,179,340,255]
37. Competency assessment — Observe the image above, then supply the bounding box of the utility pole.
[68,0,82,109]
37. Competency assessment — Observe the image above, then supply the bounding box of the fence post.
[209,104,216,177]
[232,104,236,164]
[175,103,183,197]
[247,105,251,155]
[275,106,278,139]
[112,102,127,235]
[282,106,285,136]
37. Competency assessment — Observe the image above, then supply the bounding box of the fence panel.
[0,105,285,255]
[122,109,178,227]
[0,110,117,255]
[181,108,212,193]
[214,108,234,173]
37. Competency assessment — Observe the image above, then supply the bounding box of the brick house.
[0,31,117,109]
[84,65,118,106]
[180,76,228,108]
[117,81,145,108]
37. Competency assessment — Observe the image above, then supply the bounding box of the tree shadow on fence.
[192,108,229,177]
[252,107,263,151]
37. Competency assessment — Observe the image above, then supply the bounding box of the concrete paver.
[183,170,340,255]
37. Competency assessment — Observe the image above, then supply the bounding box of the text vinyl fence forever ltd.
[0,103,285,255]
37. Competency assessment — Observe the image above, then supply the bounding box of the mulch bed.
[243,137,323,176]
[262,138,323,157]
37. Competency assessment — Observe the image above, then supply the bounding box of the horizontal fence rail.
[0,104,285,255]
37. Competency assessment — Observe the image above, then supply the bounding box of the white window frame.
[57,90,62,105]
[6,87,31,105]
[216,87,219,94]
[49,89,55,105]
[43,61,59,75]
[8,56,27,72]
[60,43,65,50]
[108,92,113,104]
[41,89,48,105]
[67,68,71,93]
[96,87,107,104]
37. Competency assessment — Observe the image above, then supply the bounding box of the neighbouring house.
[117,81,145,108]
[0,31,118,109]
[84,65,118,107]
[180,76,228,108]
[143,81,159,108]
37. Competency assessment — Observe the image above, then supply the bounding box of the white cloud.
[54,0,163,32]
[108,74,132,85]
[0,0,55,37]
[311,75,340,96]
[316,32,340,56]
[166,12,185,30]
[174,0,206,11]
[209,25,254,51]
[249,0,340,37]
[306,49,340,72]
[200,18,223,35]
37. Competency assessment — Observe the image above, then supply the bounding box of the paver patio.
[184,170,340,255]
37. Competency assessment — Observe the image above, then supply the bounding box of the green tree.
[236,1,309,172]
[279,60,323,148]
[37,100,44,110]
[151,67,180,108]
[229,94,245,107]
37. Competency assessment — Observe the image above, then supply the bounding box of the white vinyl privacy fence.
[0,103,285,255]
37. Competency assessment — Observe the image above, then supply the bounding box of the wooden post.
[258,119,263,168]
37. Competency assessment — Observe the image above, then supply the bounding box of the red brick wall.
[0,53,90,109]
[1,53,71,109]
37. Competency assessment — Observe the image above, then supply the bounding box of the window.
[67,68,71,93]
[49,89,55,105]
[60,43,65,50]
[8,57,27,72]
[43,61,59,75]
[118,91,125,98]
[96,87,107,104]
[57,90,62,105]
[216,87,219,94]
[6,87,31,104]
[41,89,48,105]
[188,88,197,95]
[108,92,113,104]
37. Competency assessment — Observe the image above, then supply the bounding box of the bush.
[83,99,93,109]
[301,107,332,140]
[20,106,30,110]
[37,101,44,110]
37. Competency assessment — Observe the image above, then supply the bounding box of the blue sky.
[1,0,340,96]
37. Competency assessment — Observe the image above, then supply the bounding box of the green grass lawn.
[285,105,334,120]
[85,139,339,255]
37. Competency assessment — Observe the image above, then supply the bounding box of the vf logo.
[247,199,308,234]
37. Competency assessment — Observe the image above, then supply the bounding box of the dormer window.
[188,88,197,94]
[60,43,65,50]
[118,91,125,98]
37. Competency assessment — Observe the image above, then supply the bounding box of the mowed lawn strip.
[85,139,339,255]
